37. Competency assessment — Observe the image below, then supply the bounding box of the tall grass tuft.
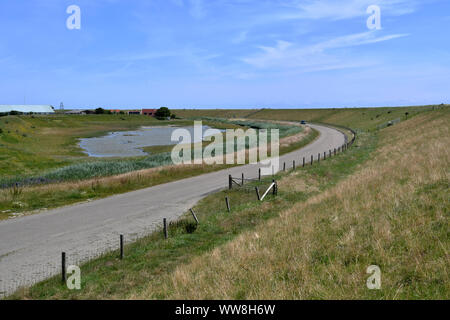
[0,152,174,188]
[9,183,22,199]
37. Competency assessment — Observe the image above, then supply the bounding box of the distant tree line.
[1,107,179,119]
[89,107,176,119]
[1,111,27,117]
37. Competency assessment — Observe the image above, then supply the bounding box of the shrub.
[169,219,198,235]
[155,107,171,119]
[184,221,198,234]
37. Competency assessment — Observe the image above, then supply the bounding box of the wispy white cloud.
[242,31,409,70]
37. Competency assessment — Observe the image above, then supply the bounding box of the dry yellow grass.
[132,110,449,299]
[278,170,320,194]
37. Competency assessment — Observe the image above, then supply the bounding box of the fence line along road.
[0,123,346,297]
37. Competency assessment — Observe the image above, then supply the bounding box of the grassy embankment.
[0,116,315,219]
[142,107,447,300]
[176,105,444,131]
[10,105,448,299]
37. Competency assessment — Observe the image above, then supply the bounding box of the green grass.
[0,153,176,187]
[174,109,259,119]
[176,104,447,131]
[9,127,375,299]
[188,117,303,138]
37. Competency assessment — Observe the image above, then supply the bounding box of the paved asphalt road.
[0,124,345,297]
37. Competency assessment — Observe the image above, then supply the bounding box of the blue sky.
[0,0,449,109]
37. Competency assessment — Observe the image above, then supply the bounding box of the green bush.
[169,219,198,235]
[155,107,171,119]
[184,221,198,234]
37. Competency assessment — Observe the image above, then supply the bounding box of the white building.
[0,105,55,114]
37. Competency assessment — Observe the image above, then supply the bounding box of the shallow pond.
[79,125,214,157]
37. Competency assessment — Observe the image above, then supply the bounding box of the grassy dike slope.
[133,109,449,299]
[176,105,444,131]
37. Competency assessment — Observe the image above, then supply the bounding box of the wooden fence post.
[190,208,199,224]
[303,157,305,167]
[334,148,336,155]
[61,252,66,283]
[258,168,261,181]
[120,234,124,260]
[293,160,296,170]
[324,151,326,159]
[311,155,313,165]
[163,218,168,239]
[225,197,230,212]
[229,174,232,190]
[283,162,286,171]
[318,153,320,163]
[242,173,244,186]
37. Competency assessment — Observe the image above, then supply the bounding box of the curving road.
[0,124,345,297]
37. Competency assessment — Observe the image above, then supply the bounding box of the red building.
[142,109,157,117]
